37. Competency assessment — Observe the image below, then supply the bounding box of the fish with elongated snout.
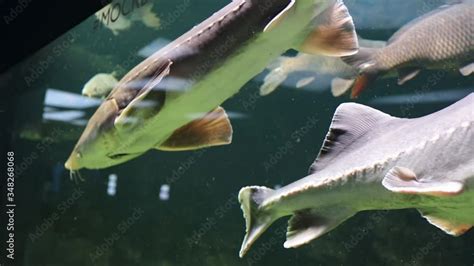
[342,0,474,98]
[238,94,474,257]
[65,0,359,171]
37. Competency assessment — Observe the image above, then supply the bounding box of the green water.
[2,0,473,265]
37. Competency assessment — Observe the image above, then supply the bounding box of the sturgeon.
[238,94,474,257]
[65,0,359,171]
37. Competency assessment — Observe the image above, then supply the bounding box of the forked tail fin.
[238,186,276,258]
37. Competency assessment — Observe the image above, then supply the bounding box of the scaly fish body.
[343,0,474,97]
[65,0,359,170]
[376,3,473,70]
[239,94,474,257]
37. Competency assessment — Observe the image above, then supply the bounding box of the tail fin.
[342,47,381,98]
[239,186,276,258]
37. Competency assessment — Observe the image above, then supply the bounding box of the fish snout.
[64,152,82,170]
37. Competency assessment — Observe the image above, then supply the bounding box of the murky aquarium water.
[1,0,473,265]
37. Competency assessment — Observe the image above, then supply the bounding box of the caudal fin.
[239,186,276,258]
[341,47,381,98]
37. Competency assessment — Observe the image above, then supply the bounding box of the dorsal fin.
[308,103,394,174]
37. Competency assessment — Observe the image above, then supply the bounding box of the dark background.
[0,0,107,75]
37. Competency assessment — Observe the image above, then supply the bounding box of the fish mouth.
[107,152,143,161]
[64,155,81,170]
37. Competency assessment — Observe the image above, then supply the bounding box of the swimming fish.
[65,0,359,171]
[259,37,386,97]
[342,0,474,98]
[95,2,161,36]
[238,93,474,257]
[82,72,119,98]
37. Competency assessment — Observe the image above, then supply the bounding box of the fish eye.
[76,152,82,159]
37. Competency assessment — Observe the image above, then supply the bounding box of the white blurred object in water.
[44,88,101,109]
[107,174,118,196]
[159,184,170,201]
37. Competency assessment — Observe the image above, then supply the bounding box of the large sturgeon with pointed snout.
[238,94,474,257]
[65,0,359,170]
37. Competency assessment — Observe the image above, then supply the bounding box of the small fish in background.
[82,72,119,98]
[343,0,474,98]
[238,94,474,257]
[95,2,161,36]
[259,37,386,97]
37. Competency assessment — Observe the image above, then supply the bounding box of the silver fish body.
[343,0,474,97]
[375,2,473,71]
[239,93,474,257]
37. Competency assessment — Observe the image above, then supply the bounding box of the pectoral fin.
[419,211,472,236]
[115,60,173,129]
[331,77,355,97]
[382,167,464,197]
[158,106,233,151]
[300,1,358,57]
[284,208,354,249]
[263,0,296,32]
[397,67,421,85]
[459,63,473,76]
[296,77,315,88]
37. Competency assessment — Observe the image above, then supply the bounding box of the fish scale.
[342,0,473,97]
